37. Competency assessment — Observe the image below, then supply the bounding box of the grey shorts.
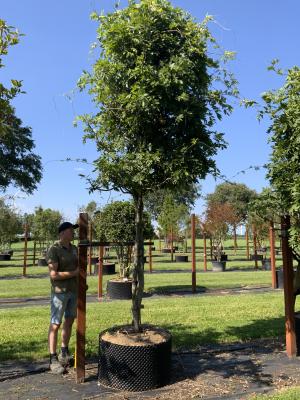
[50,291,77,325]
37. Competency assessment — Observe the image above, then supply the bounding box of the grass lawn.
[250,387,300,399]
[0,270,273,298]
[0,291,286,362]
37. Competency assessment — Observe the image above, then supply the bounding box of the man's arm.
[48,262,79,280]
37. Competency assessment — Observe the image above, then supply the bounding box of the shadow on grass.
[145,284,207,296]
[0,338,46,363]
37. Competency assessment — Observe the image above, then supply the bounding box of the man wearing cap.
[46,221,79,374]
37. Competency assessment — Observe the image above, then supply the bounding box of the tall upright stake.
[269,221,276,289]
[281,215,296,357]
[149,242,153,273]
[88,222,92,275]
[22,224,28,277]
[253,225,258,269]
[203,231,207,272]
[98,245,103,299]
[170,227,174,262]
[76,213,88,383]
[245,226,250,260]
[33,241,36,266]
[191,214,196,293]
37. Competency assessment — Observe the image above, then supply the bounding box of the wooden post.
[22,224,28,277]
[203,231,207,272]
[253,225,258,269]
[170,227,174,262]
[159,237,161,252]
[149,242,153,273]
[191,214,196,293]
[246,226,250,260]
[269,221,277,289]
[76,213,88,383]
[33,241,36,266]
[210,237,213,259]
[98,245,103,299]
[281,215,297,358]
[88,222,92,275]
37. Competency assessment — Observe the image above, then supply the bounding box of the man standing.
[46,222,79,374]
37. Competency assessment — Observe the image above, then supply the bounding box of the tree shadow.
[145,285,207,296]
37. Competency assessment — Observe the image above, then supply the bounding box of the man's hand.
[72,267,80,277]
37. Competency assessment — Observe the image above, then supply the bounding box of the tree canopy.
[0,19,42,194]
[31,206,63,248]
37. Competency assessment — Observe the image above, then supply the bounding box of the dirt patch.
[101,324,171,346]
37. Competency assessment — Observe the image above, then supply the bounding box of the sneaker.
[49,358,65,374]
[58,350,73,367]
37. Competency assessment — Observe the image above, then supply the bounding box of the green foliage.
[78,0,237,330]
[94,201,154,277]
[31,207,63,249]
[206,182,257,225]
[157,193,189,237]
[262,65,300,255]
[0,19,42,194]
[0,198,22,251]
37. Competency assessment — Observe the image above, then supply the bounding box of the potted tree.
[0,199,22,260]
[94,201,154,299]
[205,202,235,271]
[78,0,236,391]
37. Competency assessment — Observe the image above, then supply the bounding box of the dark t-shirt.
[46,241,78,294]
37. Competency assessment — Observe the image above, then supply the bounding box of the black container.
[294,313,300,356]
[106,280,132,300]
[0,254,11,261]
[98,325,172,391]
[262,259,271,270]
[175,255,188,263]
[94,263,116,275]
[161,248,171,254]
[276,269,284,289]
[220,254,228,262]
[211,260,226,272]
[144,256,147,263]
[250,254,264,261]
[38,258,48,266]
[151,247,156,251]
[91,256,99,265]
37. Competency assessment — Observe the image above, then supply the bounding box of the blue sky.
[1,0,300,221]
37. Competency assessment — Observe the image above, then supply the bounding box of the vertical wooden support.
[170,227,174,262]
[159,238,161,252]
[98,246,103,300]
[88,222,92,275]
[281,215,297,358]
[149,243,153,273]
[269,221,277,289]
[22,224,28,277]
[33,241,36,266]
[76,212,88,383]
[191,214,196,293]
[203,231,207,272]
[253,225,258,269]
[210,237,213,259]
[245,226,250,260]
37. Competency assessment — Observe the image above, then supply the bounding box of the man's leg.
[48,323,60,354]
[61,317,75,348]
[49,293,66,374]
[59,292,77,366]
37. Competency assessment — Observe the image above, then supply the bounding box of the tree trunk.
[233,225,238,255]
[132,193,144,332]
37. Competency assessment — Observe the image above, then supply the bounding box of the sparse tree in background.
[0,198,22,252]
[78,0,237,331]
[31,207,63,252]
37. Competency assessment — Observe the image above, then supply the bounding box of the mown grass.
[0,270,273,298]
[249,387,300,399]
[0,291,286,362]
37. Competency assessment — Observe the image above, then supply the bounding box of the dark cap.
[58,222,79,234]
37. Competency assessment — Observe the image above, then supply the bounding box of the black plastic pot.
[0,254,11,261]
[151,247,156,251]
[173,246,178,251]
[175,255,188,262]
[262,259,271,270]
[161,248,171,253]
[94,263,116,275]
[106,280,132,300]
[98,325,172,391]
[144,256,147,263]
[211,260,226,272]
[38,258,48,266]
[91,256,99,265]
[250,254,264,261]
[294,313,300,356]
[220,254,228,262]
[276,269,284,289]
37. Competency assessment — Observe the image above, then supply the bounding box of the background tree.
[206,182,257,251]
[94,201,154,278]
[260,64,300,259]
[0,19,42,193]
[31,207,63,252]
[78,0,237,331]
[0,198,22,251]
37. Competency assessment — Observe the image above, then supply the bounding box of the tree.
[31,207,63,251]
[0,19,42,193]
[206,182,257,251]
[0,198,22,251]
[260,64,300,258]
[94,201,154,278]
[78,0,237,331]
[204,201,236,261]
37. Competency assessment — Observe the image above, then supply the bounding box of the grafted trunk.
[132,193,144,332]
